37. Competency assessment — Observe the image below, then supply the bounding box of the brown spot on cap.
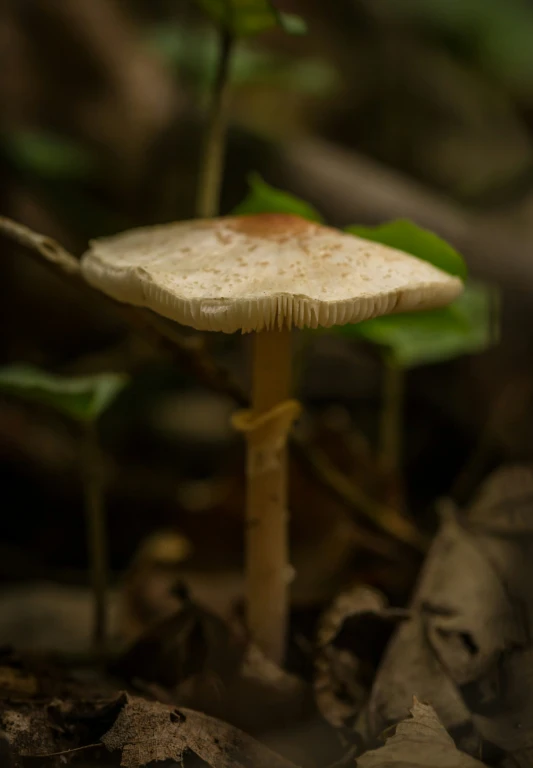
[224,213,318,240]
[215,231,231,245]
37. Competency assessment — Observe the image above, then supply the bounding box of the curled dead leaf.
[314,585,407,730]
[356,700,487,767]
[365,465,533,764]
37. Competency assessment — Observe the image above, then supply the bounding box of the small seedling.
[0,365,128,654]
[193,0,306,219]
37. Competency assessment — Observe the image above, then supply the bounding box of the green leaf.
[0,365,129,423]
[337,282,498,369]
[233,173,324,221]
[346,220,467,280]
[1,131,95,181]
[195,0,306,37]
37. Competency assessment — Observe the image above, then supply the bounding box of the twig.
[294,439,427,552]
[0,215,425,551]
[0,216,246,403]
[195,29,235,218]
[145,314,247,406]
[35,743,101,758]
[0,216,82,278]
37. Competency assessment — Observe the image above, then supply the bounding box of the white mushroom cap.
[81,214,463,333]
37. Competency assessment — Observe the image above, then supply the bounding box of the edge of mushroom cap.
[82,214,465,333]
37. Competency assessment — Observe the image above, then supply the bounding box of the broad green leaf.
[146,27,336,95]
[233,173,324,221]
[1,131,95,181]
[0,365,129,423]
[346,220,467,280]
[337,282,498,369]
[195,0,306,37]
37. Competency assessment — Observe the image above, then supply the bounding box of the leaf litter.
[113,584,315,737]
[102,694,300,768]
[360,464,533,766]
[1,689,301,768]
[2,465,533,766]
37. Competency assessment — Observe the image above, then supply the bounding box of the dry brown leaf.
[357,700,487,767]
[101,694,300,768]
[315,585,407,730]
[113,587,244,691]
[2,706,59,764]
[364,465,533,764]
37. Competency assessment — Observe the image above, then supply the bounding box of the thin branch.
[196,29,235,218]
[0,216,425,552]
[0,216,82,278]
[294,439,427,552]
[0,216,245,403]
[34,743,101,758]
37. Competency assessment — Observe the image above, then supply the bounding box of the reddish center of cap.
[224,213,317,240]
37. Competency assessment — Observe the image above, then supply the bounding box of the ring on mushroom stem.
[81,212,463,664]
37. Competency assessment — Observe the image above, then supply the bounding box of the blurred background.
[0,0,532,656]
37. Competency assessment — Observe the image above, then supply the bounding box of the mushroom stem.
[253,328,292,414]
[81,423,108,654]
[246,327,294,663]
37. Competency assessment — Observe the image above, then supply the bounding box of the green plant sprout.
[233,175,499,507]
[233,172,324,221]
[193,0,306,218]
[0,365,128,654]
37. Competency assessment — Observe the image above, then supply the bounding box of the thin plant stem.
[81,423,108,654]
[379,359,405,508]
[196,29,235,218]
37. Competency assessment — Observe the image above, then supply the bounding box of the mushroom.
[81,213,463,664]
